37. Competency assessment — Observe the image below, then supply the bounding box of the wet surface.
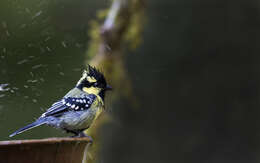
[0,137,91,163]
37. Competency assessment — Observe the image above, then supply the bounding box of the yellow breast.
[83,87,104,105]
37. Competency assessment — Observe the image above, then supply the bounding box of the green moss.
[83,0,145,163]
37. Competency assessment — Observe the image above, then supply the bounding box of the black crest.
[87,65,106,85]
[76,65,109,98]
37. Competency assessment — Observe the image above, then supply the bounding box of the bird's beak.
[106,85,112,91]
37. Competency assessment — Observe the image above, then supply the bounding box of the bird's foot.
[71,132,93,144]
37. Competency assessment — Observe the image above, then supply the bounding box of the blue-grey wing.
[41,100,67,117]
[42,94,96,117]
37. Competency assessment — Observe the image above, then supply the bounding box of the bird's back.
[50,87,104,131]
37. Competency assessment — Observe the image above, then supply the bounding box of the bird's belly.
[59,108,100,131]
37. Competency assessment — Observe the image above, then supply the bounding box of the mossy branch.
[84,0,145,163]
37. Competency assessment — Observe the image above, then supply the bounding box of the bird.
[9,65,112,140]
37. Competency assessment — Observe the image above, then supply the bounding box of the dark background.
[0,0,260,162]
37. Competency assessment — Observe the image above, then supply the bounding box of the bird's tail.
[9,119,46,137]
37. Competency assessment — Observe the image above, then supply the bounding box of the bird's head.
[76,65,112,100]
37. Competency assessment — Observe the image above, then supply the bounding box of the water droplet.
[32,64,43,69]
[27,79,38,83]
[32,11,42,19]
[6,30,10,37]
[17,59,28,65]
[45,37,51,42]
[0,94,5,98]
[12,87,19,90]
[46,46,51,51]
[61,41,67,48]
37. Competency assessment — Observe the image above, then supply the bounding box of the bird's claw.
[70,132,93,144]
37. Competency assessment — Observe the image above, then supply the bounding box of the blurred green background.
[0,0,110,139]
[1,0,260,162]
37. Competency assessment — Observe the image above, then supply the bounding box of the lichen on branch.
[83,0,145,163]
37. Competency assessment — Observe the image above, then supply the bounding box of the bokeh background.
[1,0,260,162]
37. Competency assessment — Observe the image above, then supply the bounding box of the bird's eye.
[84,79,92,87]
[93,82,98,87]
